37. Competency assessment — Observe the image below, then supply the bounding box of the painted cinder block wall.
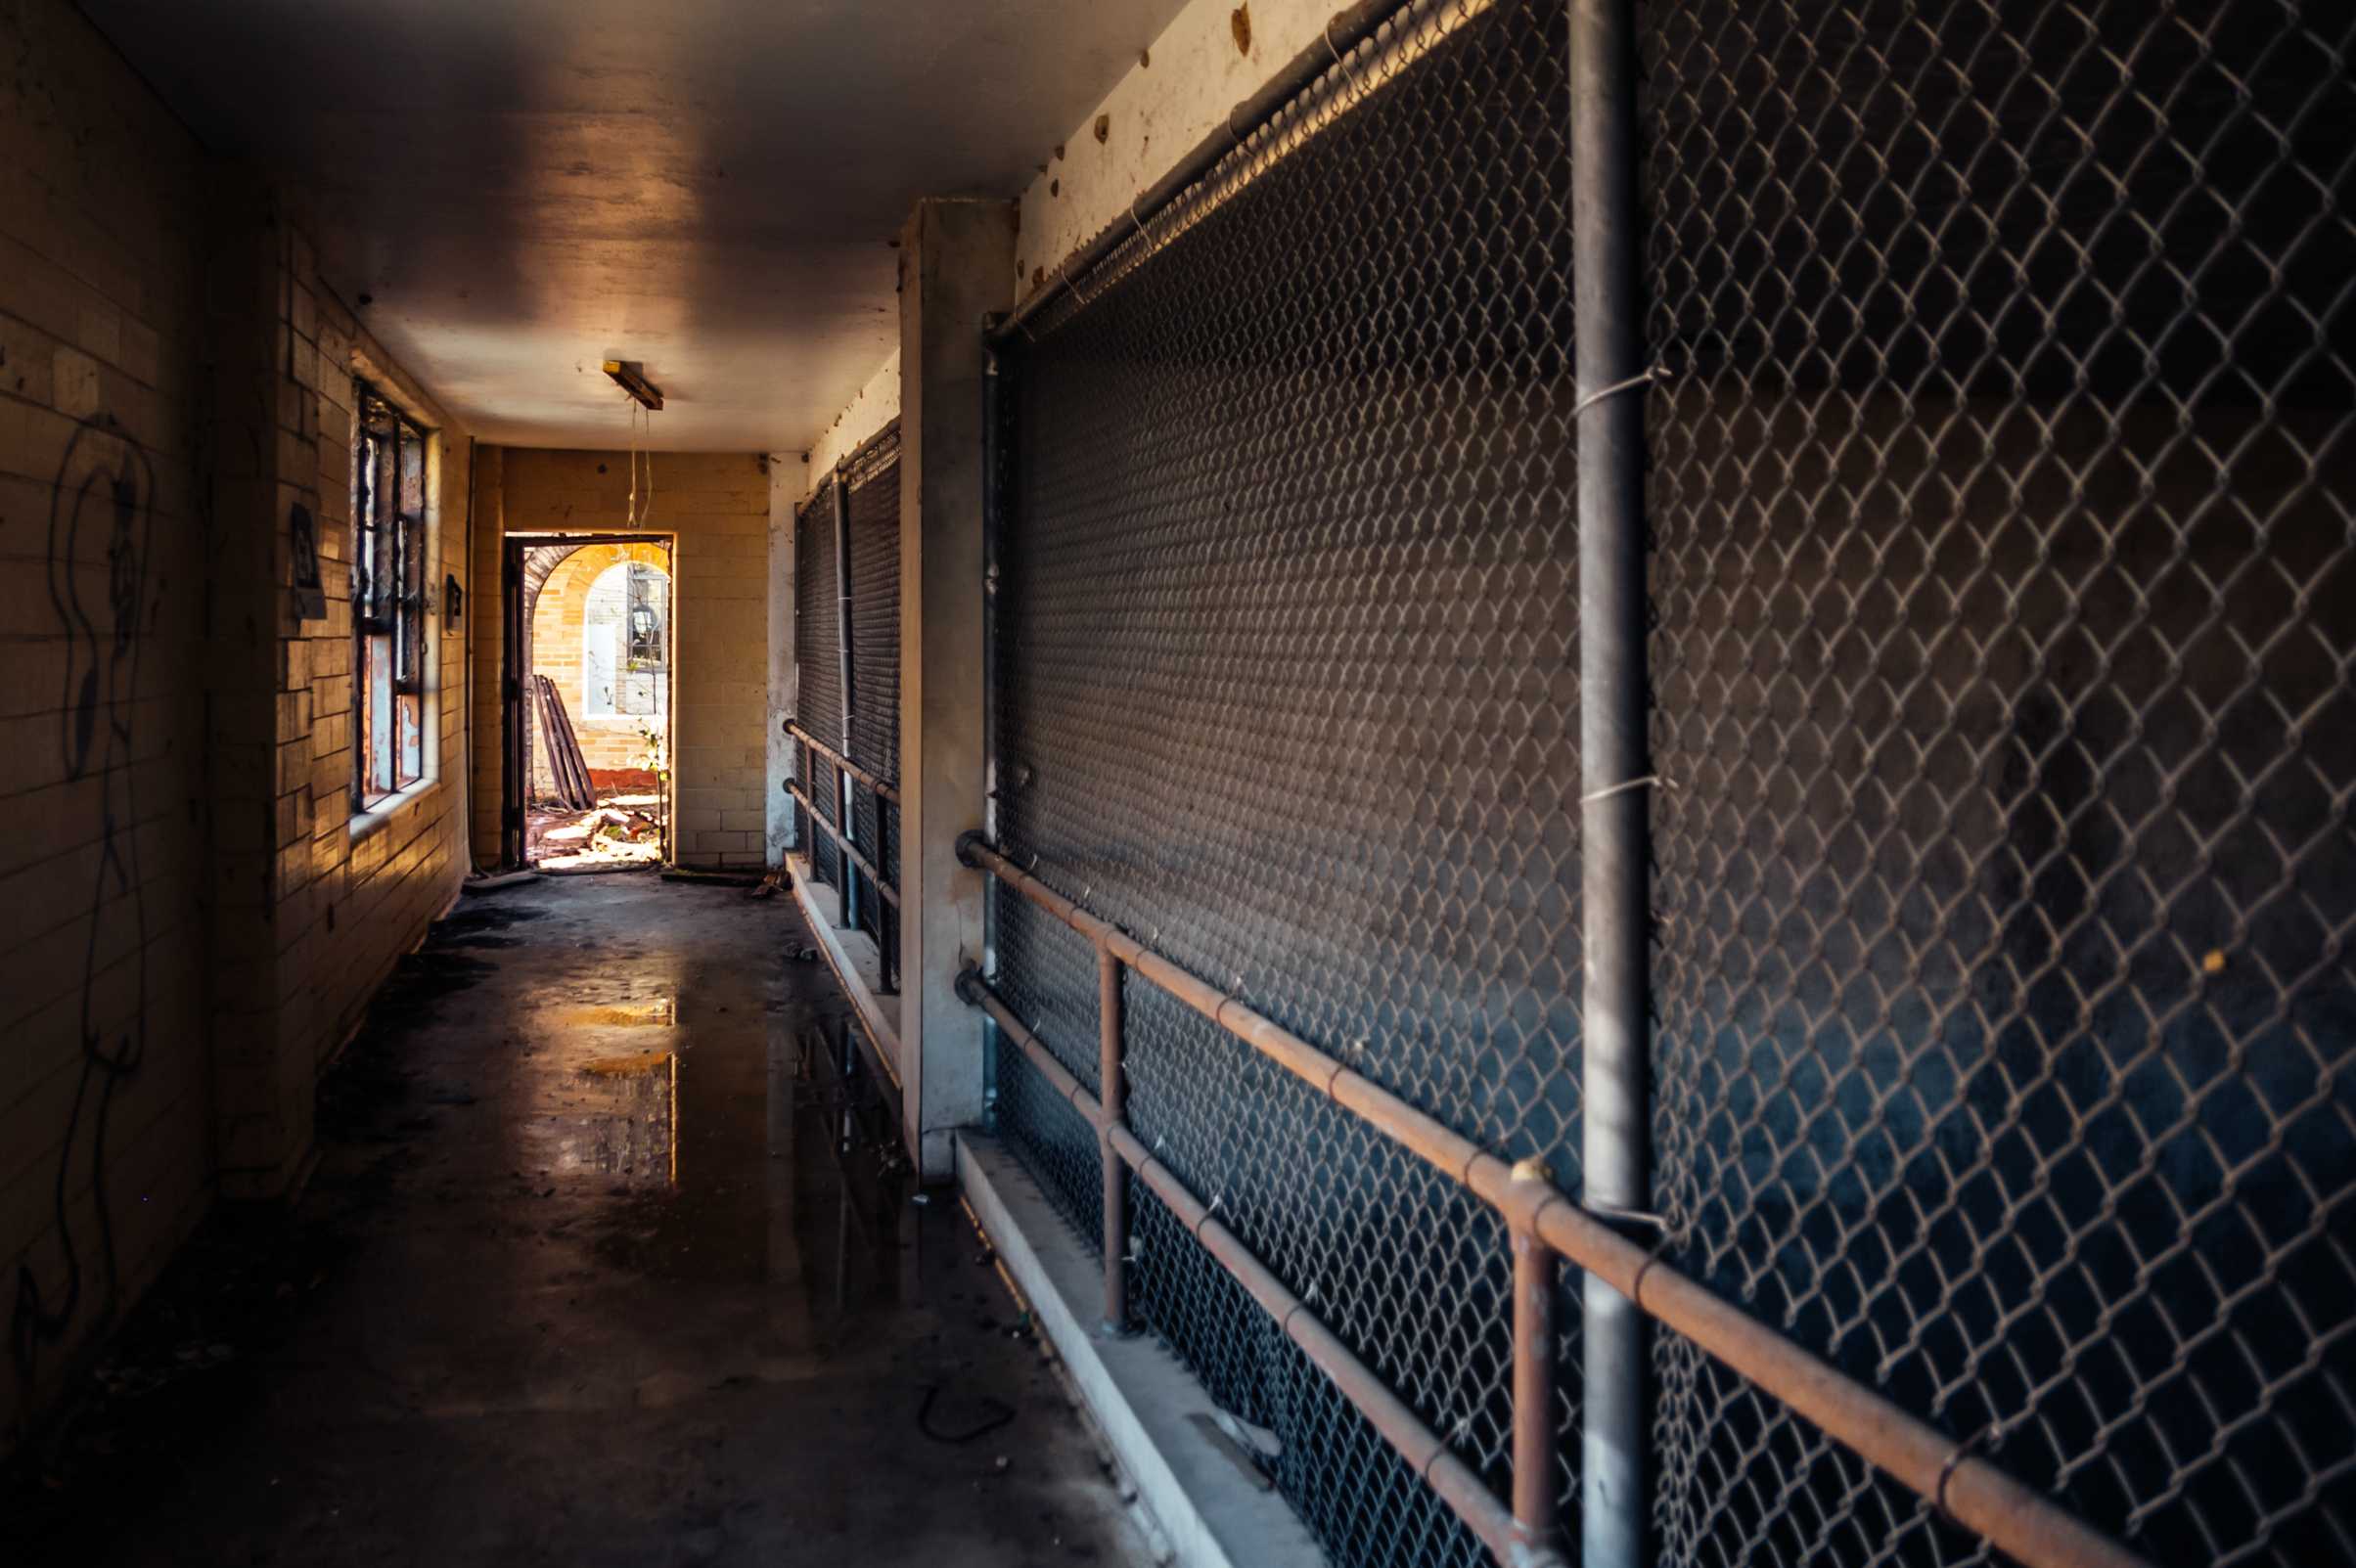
[486,449,769,870]
[1,0,211,1450]
[220,204,476,1184]
[2,0,475,1446]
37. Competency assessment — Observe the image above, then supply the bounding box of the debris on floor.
[528,788,666,872]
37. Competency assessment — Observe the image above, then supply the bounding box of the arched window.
[583,560,669,718]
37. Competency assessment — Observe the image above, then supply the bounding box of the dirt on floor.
[4,877,1153,1568]
[528,789,666,871]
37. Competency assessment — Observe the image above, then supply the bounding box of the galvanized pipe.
[1569,2,1651,1563]
[955,834,2153,1568]
[831,469,860,931]
[1097,947,1129,1333]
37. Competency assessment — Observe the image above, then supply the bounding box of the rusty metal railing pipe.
[787,782,899,909]
[958,968,1098,1120]
[1510,1172,1563,1551]
[786,722,899,805]
[1102,1119,1550,1568]
[954,831,2153,1568]
[964,963,1545,1563]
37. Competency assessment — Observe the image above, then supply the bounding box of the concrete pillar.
[897,198,1015,1178]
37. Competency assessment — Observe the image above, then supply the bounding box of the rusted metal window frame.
[351,377,430,809]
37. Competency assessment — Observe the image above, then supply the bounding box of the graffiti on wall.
[11,413,156,1386]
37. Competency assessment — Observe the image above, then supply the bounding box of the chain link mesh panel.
[1642,4,2356,1567]
[994,1,1582,1559]
[793,484,844,894]
[847,436,902,953]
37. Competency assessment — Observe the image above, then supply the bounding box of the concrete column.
[764,454,798,866]
[897,198,1015,1178]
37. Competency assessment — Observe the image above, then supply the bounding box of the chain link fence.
[1644,3,2354,1564]
[995,3,1578,1560]
[984,0,2353,1565]
[792,480,844,894]
[793,429,903,984]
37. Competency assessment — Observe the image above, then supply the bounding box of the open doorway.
[502,533,675,871]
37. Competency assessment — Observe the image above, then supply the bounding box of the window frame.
[350,379,430,811]
[581,559,670,720]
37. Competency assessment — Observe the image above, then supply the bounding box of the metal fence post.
[1097,944,1129,1333]
[1572,1,1651,1566]
[1512,1165,1564,1550]
[831,469,859,930]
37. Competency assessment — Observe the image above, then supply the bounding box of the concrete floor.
[13,874,1152,1568]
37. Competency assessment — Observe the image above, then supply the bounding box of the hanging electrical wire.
[622,395,657,526]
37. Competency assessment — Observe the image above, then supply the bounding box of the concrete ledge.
[957,1133,1327,1568]
[787,851,902,1091]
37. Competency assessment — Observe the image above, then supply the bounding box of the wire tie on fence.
[1324,19,1344,65]
[1197,1193,1224,1239]
[1580,1196,1674,1303]
[1583,1199,1668,1232]
[1571,362,1669,420]
[1934,1426,1992,1521]
[1580,773,1671,806]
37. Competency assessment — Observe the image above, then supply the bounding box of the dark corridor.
[9,879,1148,1568]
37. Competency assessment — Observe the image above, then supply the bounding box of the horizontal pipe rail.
[788,722,901,805]
[788,781,899,908]
[956,832,2151,1568]
[957,970,1549,1568]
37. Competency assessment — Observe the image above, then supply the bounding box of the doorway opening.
[503,533,676,871]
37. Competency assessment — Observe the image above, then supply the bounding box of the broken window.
[351,380,428,806]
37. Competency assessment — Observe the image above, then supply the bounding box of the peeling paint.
[1012,0,1338,308]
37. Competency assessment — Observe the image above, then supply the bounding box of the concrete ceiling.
[79,0,1185,452]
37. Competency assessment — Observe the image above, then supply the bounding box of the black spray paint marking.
[13,414,155,1385]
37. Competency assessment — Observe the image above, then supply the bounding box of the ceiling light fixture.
[603,359,663,410]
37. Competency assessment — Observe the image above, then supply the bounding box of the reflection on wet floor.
[16,875,1150,1568]
[515,963,912,1319]
[790,1019,916,1313]
[555,997,679,1028]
